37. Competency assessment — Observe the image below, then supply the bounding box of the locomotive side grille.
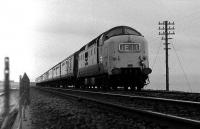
[127,64,133,67]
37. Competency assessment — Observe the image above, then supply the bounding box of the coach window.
[69,58,71,68]
[62,62,65,67]
[66,61,68,71]
[85,52,88,61]
[70,61,72,70]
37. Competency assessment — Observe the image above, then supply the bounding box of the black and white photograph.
[0,0,200,129]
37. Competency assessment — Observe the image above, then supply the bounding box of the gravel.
[29,88,165,129]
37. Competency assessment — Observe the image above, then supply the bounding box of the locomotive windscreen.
[124,28,141,36]
[105,26,142,40]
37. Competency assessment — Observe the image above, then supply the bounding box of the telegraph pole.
[159,21,175,91]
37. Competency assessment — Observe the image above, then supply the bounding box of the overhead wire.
[171,42,193,92]
[151,39,162,70]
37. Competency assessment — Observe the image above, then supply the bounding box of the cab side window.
[85,52,88,66]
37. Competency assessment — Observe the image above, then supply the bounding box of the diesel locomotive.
[36,26,152,91]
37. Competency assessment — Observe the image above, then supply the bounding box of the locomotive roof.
[103,26,142,36]
[79,26,143,52]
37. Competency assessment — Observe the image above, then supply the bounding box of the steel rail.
[40,87,200,106]
[35,87,200,129]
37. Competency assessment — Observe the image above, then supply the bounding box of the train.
[35,26,152,91]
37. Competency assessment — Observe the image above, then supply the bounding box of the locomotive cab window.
[105,28,123,40]
[124,28,140,36]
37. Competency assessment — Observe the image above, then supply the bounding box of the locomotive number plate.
[119,43,140,52]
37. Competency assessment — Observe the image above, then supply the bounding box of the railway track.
[61,87,200,102]
[35,87,200,129]
[123,89,200,102]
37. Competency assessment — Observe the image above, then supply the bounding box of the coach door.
[108,43,115,71]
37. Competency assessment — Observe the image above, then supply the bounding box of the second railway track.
[35,87,200,129]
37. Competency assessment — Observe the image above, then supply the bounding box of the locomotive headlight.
[139,56,146,66]
[139,55,146,61]
[142,56,147,60]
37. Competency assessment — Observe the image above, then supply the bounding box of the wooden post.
[19,75,22,129]
[159,21,175,91]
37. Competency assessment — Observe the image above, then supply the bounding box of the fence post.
[19,73,30,127]
[19,75,22,129]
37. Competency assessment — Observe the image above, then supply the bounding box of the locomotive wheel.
[102,82,110,91]
[74,84,80,89]
[112,85,117,90]
[97,85,101,89]
[137,86,142,91]
[136,82,143,91]
[124,85,128,91]
[130,86,135,91]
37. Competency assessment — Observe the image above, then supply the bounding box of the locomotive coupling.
[111,68,121,75]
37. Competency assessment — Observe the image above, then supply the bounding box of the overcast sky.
[0,0,200,92]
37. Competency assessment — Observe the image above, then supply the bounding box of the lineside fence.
[1,57,30,129]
